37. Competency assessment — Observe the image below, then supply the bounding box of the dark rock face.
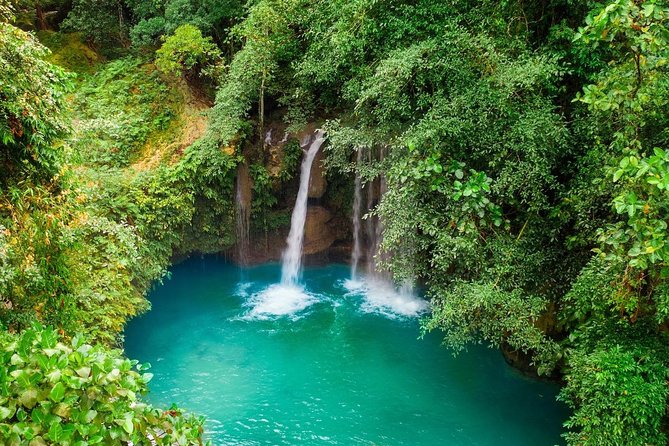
[501,301,562,381]
[242,228,288,264]
[236,162,253,214]
[303,206,335,254]
[500,344,538,376]
[231,205,340,265]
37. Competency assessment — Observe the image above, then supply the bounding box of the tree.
[558,1,669,443]
[0,20,73,184]
[7,0,72,30]
[318,9,568,373]
[155,23,221,80]
[127,0,244,47]
[61,0,127,47]
[209,0,298,146]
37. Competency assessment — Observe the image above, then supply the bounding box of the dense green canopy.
[1,0,669,444]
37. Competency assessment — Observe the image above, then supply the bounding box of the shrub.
[0,325,207,445]
[155,24,221,79]
[559,343,669,446]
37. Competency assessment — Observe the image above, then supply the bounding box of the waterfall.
[349,146,383,278]
[350,146,391,281]
[372,147,389,278]
[344,145,423,314]
[350,148,363,280]
[365,178,386,276]
[235,161,251,264]
[281,130,326,285]
[365,150,376,275]
[264,128,273,146]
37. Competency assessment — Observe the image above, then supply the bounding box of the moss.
[132,80,210,170]
[36,31,100,74]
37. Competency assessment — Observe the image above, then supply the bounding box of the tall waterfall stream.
[281,130,326,285]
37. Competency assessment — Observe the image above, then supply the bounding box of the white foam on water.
[343,278,367,294]
[343,277,428,318]
[242,284,318,321]
[235,282,252,298]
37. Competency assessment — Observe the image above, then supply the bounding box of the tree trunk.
[35,3,48,30]
[117,1,130,47]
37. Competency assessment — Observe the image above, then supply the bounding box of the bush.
[0,23,73,183]
[70,56,180,167]
[559,343,669,446]
[155,24,221,79]
[0,325,206,445]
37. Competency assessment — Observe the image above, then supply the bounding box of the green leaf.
[116,415,134,434]
[88,435,104,444]
[49,382,65,403]
[84,409,98,423]
[76,367,91,378]
[19,389,38,409]
[0,406,14,420]
[47,422,63,442]
[29,437,47,446]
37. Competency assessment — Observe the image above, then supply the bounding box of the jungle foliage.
[0,325,207,444]
[1,5,236,442]
[2,0,669,444]
[201,0,669,443]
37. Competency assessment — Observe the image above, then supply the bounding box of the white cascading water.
[350,148,363,280]
[345,145,426,317]
[370,147,388,277]
[235,162,251,265]
[281,129,326,285]
[244,130,325,320]
[365,149,375,275]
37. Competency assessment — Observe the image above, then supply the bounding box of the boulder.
[303,206,336,254]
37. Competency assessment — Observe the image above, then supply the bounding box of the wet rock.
[308,150,327,198]
[229,206,338,265]
[303,206,336,254]
[236,162,253,215]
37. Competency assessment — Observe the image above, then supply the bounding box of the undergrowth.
[68,57,180,167]
[0,32,238,345]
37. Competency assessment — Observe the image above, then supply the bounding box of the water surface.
[125,257,567,445]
